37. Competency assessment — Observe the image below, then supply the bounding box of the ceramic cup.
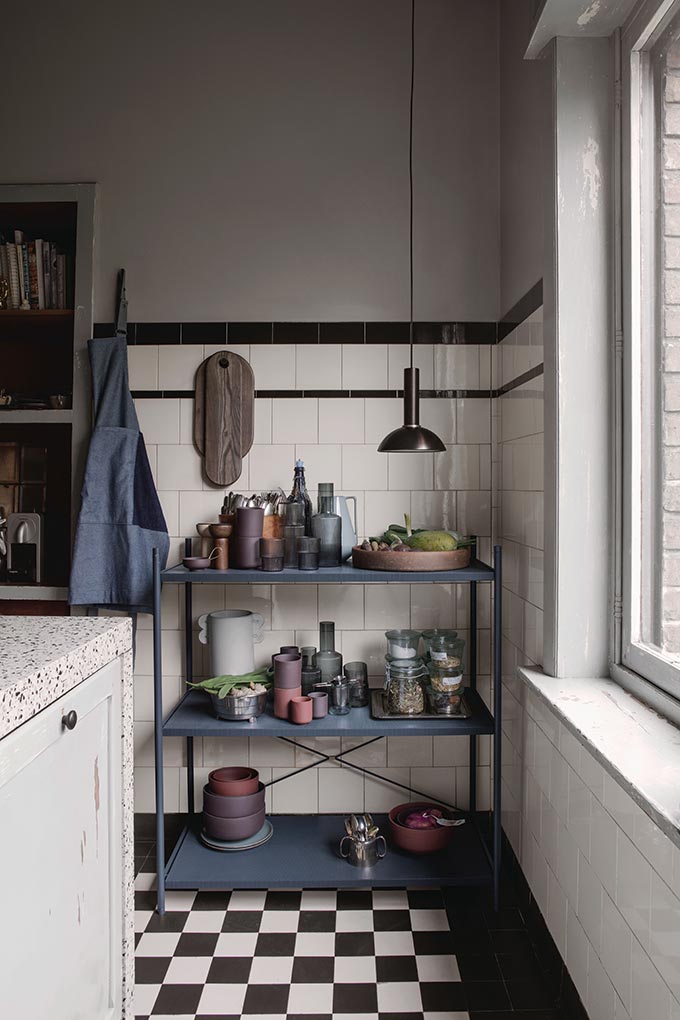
[231,535,261,569]
[236,506,265,537]
[260,537,284,557]
[273,652,302,689]
[274,685,301,719]
[308,691,328,718]
[289,695,313,725]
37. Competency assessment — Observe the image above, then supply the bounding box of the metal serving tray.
[370,688,471,721]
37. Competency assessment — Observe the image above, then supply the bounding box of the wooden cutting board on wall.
[194,350,255,485]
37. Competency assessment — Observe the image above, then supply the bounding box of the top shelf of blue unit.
[161,559,495,585]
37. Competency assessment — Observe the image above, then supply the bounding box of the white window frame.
[619,0,680,702]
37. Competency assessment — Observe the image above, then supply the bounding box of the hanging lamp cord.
[408,0,415,368]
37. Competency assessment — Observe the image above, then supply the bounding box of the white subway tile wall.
[132,341,493,818]
[497,306,680,1019]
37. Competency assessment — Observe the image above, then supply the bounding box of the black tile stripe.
[497,279,543,342]
[274,322,319,343]
[496,363,544,397]
[130,387,497,400]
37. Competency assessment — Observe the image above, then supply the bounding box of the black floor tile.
[135,891,158,911]
[298,909,336,932]
[291,956,335,983]
[420,980,467,1011]
[193,891,231,911]
[376,955,418,982]
[464,980,512,1011]
[264,890,302,910]
[174,932,218,957]
[152,983,202,1014]
[144,911,188,933]
[254,932,297,956]
[206,956,252,983]
[242,983,289,1014]
[134,957,171,984]
[335,931,375,955]
[450,929,493,954]
[407,889,445,909]
[373,908,411,931]
[490,928,534,954]
[337,889,373,910]
[469,1012,562,1020]
[287,1015,332,1020]
[483,906,525,930]
[497,949,546,982]
[505,978,558,1010]
[333,981,378,1013]
[221,910,262,932]
[456,953,502,982]
[412,930,456,955]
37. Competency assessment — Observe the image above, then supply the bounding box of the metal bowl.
[209,691,267,721]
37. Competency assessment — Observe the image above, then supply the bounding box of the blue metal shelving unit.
[152,542,503,914]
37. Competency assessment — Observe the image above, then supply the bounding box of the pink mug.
[289,695,313,725]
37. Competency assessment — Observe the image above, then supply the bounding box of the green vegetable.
[406,530,459,551]
[187,667,272,698]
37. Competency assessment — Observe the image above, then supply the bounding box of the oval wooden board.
[351,545,471,572]
[194,350,254,485]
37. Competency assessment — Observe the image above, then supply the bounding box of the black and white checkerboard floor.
[134,886,468,1019]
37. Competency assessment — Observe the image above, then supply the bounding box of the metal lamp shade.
[377,367,446,453]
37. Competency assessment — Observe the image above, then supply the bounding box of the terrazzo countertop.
[0,616,133,740]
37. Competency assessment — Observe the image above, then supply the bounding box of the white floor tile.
[164,890,197,911]
[214,931,259,956]
[332,1015,379,1020]
[258,909,300,932]
[135,931,181,956]
[416,954,461,982]
[182,909,225,933]
[134,871,156,891]
[133,983,160,1014]
[377,981,423,1013]
[335,909,374,931]
[227,889,267,910]
[287,982,334,1014]
[422,1013,469,1020]
[374,930,416,955]
[410,908,450,931]
[295,931,336,956]
[372,889,409,909]
[249,956,294,983]
[334,955,377,982]
[134,909,153,932]
[300,889,338,910]
[196,983,247,1015]
[163,955,212,984]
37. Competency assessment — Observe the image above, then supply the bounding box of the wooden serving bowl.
[351,545,471,572]
[209,522,234,539]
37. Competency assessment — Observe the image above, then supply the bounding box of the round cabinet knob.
[62,710,78,731]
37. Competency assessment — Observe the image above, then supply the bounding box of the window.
[624,0,680,697]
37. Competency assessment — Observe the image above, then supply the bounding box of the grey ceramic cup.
[308,691,328,718]
[236,506,265,537]
[273,652,302,689]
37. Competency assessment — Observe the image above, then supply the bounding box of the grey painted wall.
[1,0,500,322]
[500,0,550,317]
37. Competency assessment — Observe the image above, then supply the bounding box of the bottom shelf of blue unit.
[164,813,492,890]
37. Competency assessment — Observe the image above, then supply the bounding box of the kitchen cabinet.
[0,657,123,1020]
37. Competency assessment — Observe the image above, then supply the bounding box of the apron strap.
[115,268,128,337]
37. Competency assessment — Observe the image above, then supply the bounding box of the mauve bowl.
[208,766,259,796]
[388,801,455,855]
[183,556,212,570]
[203,806,265,841]
[203,783,265,818]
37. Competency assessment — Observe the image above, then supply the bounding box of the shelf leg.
[468,579,477,816]
[493,544,503,910]
[184,538,195,816]
[152,547,166,916]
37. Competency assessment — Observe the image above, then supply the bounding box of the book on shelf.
[0,227,74,310]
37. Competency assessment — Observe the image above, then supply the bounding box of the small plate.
[200,819,273,852]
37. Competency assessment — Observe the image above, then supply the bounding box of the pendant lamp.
[378,0,446,454]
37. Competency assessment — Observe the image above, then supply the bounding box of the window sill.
[517,666,680,852]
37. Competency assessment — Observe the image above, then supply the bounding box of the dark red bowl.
[388,801,455,855]
[202,783,265,818]
[203,807,265,841]
[208,766,259,797]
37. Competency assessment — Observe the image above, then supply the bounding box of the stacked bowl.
[203,767,265,841]
[273,650,302,719]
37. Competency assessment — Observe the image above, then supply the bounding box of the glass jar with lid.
[384,629,422,661]
[422,630,465,672]
[384,659,428,715]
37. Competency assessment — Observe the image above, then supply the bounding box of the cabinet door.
[0,658,122,1020]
